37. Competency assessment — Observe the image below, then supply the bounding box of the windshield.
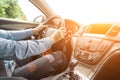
[1,0,120,24]
[18,0,44,21]
[45,0,120,24]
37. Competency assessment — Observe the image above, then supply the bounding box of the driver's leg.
[12,51,68,80]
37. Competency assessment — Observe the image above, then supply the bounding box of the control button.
[84,41,90,50]
[97,43,107,52]
[81,51,85,56]
[76,37,91,50]
[78,39,86,49]
[88,52,101,62]
[80,51,89,60]
[89,38,101,52]
[97,40,112,52]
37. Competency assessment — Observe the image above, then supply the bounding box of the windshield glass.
[45,0,120,24]
[1,0,120,24]
[18,0,43,21]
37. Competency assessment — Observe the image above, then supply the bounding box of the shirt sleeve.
[0,37,52,60]
[0,29,33,40]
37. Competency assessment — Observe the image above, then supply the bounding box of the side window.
[0,0,43,22]
[0,0,26,20]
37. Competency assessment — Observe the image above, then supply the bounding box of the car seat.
[91,49,120,80]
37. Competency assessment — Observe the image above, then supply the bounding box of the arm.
[0,27,66,60]
[0,24,47,40]
[0,37,52,60]
[0,29,33,40]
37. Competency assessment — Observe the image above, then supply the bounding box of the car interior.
[0,0,120,80]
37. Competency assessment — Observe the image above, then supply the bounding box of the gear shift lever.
[69,60,78,69]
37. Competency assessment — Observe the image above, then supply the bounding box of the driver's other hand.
[50,27,66,44]
[32,24,48,35]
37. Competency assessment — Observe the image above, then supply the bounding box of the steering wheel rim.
[42,15,65,29]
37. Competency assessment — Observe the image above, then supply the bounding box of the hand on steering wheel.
[49,27,66,44]
[34,15,66,39]
[32,24,48,35]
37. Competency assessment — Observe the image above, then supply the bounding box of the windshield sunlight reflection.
[19,0,120,24]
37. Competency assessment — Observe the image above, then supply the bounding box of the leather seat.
[91,50,120,80]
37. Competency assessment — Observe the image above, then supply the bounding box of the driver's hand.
[49,27,66,44]
[32,24,48,35]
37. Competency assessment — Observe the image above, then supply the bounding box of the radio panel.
[74,37,113,64]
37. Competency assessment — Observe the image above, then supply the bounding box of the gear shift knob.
[69,59,78,69]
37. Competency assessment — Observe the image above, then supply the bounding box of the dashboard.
[74,24,120,65]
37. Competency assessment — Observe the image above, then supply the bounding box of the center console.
[74,24,120,65]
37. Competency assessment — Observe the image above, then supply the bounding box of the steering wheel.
[34,15,65,39]
[16,17,80,67]
[34,15,81,58]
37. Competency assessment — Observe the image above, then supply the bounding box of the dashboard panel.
[74,24,120,65]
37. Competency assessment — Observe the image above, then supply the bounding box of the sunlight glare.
[19,0,120,24]
[46,0,120,24]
